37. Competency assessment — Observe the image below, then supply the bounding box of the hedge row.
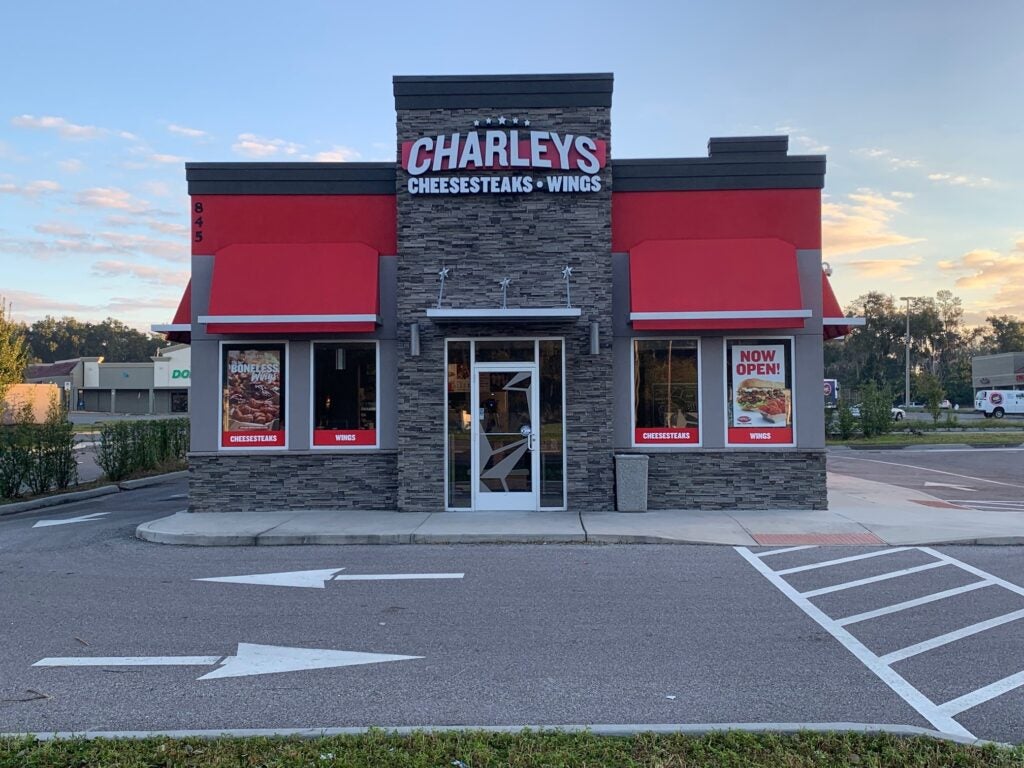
[97,419,189,482]
[0,403,77,499]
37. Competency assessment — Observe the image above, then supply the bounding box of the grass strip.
[830,431,1024,447]
[2,730,1022,768]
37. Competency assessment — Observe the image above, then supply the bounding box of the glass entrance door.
[472,365,539,511]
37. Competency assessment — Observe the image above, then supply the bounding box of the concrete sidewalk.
[135,472,1024,547]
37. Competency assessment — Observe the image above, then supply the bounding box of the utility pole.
[898,296,915,406]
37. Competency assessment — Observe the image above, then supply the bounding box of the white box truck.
[974,389,1024,419]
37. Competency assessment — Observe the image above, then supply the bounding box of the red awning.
[822,272,865,340]
[151,280,191,344]
[629,238,811,330]
[200,243,380,334]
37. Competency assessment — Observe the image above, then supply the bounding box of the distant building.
[972,352,1024,391]
[25,344,190,414]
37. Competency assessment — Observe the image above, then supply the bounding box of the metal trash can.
[614,454,649,512]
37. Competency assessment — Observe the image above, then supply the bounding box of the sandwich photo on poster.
[221,344,286,448]
[729,342,793,444]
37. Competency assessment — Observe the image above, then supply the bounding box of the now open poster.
[729,343,793,444]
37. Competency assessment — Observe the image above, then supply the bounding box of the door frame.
[471,362,540,511]
[443,337,567,512]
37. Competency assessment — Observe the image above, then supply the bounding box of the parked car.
[939,399,952,409]
[850,404,905,421]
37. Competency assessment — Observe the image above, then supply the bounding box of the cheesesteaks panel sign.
[222,344,285,448]
[729,342,793,445]
[401,124,607,196]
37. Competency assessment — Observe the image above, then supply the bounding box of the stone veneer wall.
[395,104,614,510]
[189,453,398,512]
[643,451,828,510]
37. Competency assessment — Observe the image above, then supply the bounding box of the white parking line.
[939,670,1024,717]
[735,546,972,738]
[775,547,910,576]
[920,547,1024,598]
[755,545,817,558]
[738,545,1024,739]
[831,455,1024,489]
[836,581,993,627]
[880,609,1024,665]
[799,561,947,598]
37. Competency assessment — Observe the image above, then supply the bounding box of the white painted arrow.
[924,481,975,492]
[194,568,464,589]
[32,512,109,528]
[33,642,421,680]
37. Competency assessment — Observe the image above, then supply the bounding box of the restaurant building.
[160,73,853,514]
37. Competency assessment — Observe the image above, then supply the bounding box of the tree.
[0,298,29,403]
[918,371,944,424]
[983,315,1024,354]
[25,316,162,362]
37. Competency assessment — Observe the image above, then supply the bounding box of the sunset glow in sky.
[1,1,1021,331]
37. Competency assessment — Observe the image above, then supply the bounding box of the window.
[633,339,700,445]
[312,342,378,448]
[726,338,794,446]
[221,343,286,448]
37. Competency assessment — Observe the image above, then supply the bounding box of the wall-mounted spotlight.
[589,321,600,355]
[410,322,421,356]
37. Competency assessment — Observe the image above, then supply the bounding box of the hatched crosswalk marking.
[737,545,1024,740]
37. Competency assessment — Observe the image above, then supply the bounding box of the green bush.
[98,418,188,482]
[836,399,857,440]
[0,406,33,498]
[0,398,77,499]
[860,383,894,438]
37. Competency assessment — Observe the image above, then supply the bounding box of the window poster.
[728,341,793,445]
[221,344,285,448]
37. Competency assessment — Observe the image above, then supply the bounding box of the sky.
[1,0,1021,333]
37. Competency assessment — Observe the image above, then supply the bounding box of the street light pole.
[898,296,914,407]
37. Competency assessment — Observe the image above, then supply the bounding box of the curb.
[0,485,119,516]
[1,471,186,518]
[0,722,1001,747]
[119,470,188,490]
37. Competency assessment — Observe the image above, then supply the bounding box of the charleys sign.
[402,125,607,196]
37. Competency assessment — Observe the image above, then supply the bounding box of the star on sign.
[512,117,518,125]
[498,115,507,125]
[500,278,512,289]
[486,117,492,125]
[473,119,480,127]
[524,119,530,127]
[561,266,573,280]
[439,267,450,280]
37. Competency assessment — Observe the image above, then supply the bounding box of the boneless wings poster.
[221,346,285,447]
[731,344,791,428]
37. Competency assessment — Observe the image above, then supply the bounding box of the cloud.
[0,180,61,197]
[937,239,1024,317]
[104,214,188,237]
[845,257,923,279]
[107,295,182,314]
[927,172,993,188]
[34,222,85,237]
[3,224,187,263]
[149,153,186,164]
[75,186,148,212]
[309,145,361,162]
[140,180,172,197]
[0,289,94,318]
[11,114,105,140]
[167,123,207,139]
[890,191,914,199]
[232,132,302,158]
[92,260,189,286]
[822,189,925,256]
[58,158,84,173]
